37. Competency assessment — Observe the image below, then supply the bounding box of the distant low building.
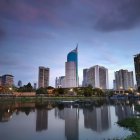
[18,80,22,87]
[1,74,14,87]
[55,76,66,88]
[34,83,37,90]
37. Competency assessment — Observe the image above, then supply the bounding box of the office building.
[38,66,49,88]
[17,80,22,87]
[114,69,134,90]
[34,83,37,90]
[55,76,66,88]
[82,69,88,87]
[1,74,14,87]
[82,65,109,89]
[65,46,78,88]
[134,53,140,88]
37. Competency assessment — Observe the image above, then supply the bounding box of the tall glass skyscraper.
[65,46,78,87]
[134,53,140,88]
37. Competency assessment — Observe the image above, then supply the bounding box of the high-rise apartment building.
[82,65,109,89]
[114,69,134,90]
[38,66,49,88]
[134,53,140,88]
[65,46,78,88]
[1,75,14,87]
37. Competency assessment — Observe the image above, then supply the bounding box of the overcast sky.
[0,0,140,88]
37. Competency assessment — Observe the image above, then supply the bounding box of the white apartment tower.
[82,65,109,89]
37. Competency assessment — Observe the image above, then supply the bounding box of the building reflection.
[115,104,133,121]
[36,109,48,132]
[55,107,79,140]
[83,105,111,133]
[0,110,12,122]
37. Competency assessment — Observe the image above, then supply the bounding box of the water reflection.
[0,100,139,140]
[36,109,48,132]
[55,107,79,140]
[115,104,133,121]
[83,105,111,132]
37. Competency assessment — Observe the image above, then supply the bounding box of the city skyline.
[0,0,140,88]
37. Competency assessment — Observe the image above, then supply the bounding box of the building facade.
[38,66,49,88]
[55,76,66,88]
[114,69,134,90]
[82,69,88,87]
[65,46,78,88]
[1,75,14,87]
[134,53,140,88]
[82,65,109,89]
[17,80,22,87]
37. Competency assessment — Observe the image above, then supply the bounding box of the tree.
[83,85,93,96]
[55,88,65,95]
[17,82,34,92]
[36,87,47,94]
[93,88,104,96]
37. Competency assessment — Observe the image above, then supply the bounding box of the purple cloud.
[93,0,140,31]
[0,28,6,39]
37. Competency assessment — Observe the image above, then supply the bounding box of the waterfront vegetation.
[118,117,140,140]
[135,105,140,112]
[116,104,140,140]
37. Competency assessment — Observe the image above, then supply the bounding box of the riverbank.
[118,117,140,140]
[0,96,107,103]
[117,104,140,140]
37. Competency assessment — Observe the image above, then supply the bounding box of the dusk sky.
[0,0,140,88]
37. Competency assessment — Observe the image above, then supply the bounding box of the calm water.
[0,99,139,140]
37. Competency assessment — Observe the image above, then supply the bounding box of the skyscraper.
[134,53,140,88]
[82,65,109,89]
[38,66,49,88]
[65,46,78,88]
[114,69,134,90]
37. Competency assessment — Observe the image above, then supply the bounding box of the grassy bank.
[135,105,140,112]
[118,117,140,140]
[0,96,107,103]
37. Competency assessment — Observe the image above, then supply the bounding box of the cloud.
[0,28,6,39]
[80,0,140,32]
[13,29,55,40]
[1,0,140,34]
[0,58,19,70]
[92,0,140,31]
[0,0,71,27]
